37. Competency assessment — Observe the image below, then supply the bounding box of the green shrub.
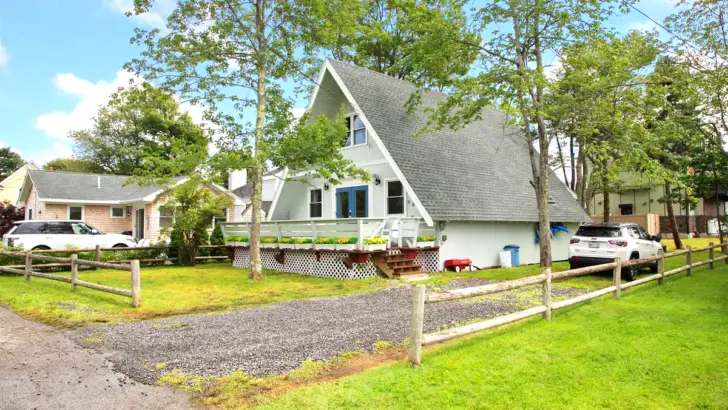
[417,235,436,242]
[363,237,388,245]
[0,245,25,266]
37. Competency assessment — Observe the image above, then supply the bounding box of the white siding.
[438,221,579,269]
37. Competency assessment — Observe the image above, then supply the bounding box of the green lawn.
[259,262,728,409]
[0,263,393,327]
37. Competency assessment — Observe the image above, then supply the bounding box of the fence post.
[723,242,728,265]
[613,257,621,299]
[687,245,692,277]
[542,267,552,321]
[657,251,665,285]
[94,245,101,262]
[130,260,141,308]
[71,254,78,291]
[408,285,425,366]
[24,251,32,281]
[709,242,715,270]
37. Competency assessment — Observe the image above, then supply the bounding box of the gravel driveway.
[75,279,583,382]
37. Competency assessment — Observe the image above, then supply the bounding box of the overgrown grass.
[0,263,393,327]
[260,263,728,409]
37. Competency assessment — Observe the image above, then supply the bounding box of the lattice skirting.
[233,247,440,280]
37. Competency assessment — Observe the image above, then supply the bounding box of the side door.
[627,226,648,256]
[70,222,95,249]
[639,226,659,257]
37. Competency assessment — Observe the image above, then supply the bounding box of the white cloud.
[31,142,74,167]
[108,0,173,30]
[291,107,306,119]
[544,58,563,81]
[35,70,138,140]
[628,19,659,33]
[0,41,10,67]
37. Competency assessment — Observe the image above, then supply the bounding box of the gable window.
[159,207,175,230]
[309,189,323,218]
[68,206,83,221]
[387,181,405,215]
[110,207,125,218]
[344,115,366,147]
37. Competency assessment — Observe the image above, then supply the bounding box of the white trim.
[384,178,406,216]
[139,177,190,202]
[110,206,126,218]
[67,204,84,221]
[324,61,434,226]
[266,168,288,221]
[0,162,38,188]
[42,198,129,205]
[209,182,245,205]
[308,186,324,219]
[288,159,388,178]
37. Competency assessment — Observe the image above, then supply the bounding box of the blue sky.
[0,0,677,167]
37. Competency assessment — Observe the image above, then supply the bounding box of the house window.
[310,189,322,218]
[159,207,175,230]
[68,206,83,220]
[387,181,404,215]
[27,208,33,220]
[344,115,366,147]
[110,207,125,218]
[619,204,634,215]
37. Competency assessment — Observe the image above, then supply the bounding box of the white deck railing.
[221,217,437,250]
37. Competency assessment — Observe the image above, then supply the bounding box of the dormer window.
[344,115,366,147]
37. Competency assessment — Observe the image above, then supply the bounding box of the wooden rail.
[0,250,141,307]
[408,241,728,365]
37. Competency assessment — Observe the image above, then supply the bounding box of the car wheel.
[112,244,129,248]
[31,245,51,251]
[623,256,639,281]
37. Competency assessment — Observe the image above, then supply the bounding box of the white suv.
[3,220,138,251]
[568,223,665,281]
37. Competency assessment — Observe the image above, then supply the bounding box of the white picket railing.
[221,217,437,250]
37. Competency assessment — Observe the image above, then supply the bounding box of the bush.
[210,223,225,256]
[0,245,25,266]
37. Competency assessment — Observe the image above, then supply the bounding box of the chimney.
[97,176,101,189]
[228,170,247,191]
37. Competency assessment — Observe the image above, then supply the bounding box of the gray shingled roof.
[328,59,590,223]
[28,170,185,202]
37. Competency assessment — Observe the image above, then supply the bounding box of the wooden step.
[387,260,417,267]
[393,264,422,276]
[385,254,413,262]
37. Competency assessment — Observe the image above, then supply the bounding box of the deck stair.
[372,250,423,278]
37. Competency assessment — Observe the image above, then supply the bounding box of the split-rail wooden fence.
[408,242,728,365]
[0,250,142,307]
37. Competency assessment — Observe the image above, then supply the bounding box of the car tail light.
[570,238,580,244]
[608,240,628,247]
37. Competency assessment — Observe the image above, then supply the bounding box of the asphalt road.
[0,307,193,410]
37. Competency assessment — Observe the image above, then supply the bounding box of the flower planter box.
[314,244,337,250]
[416,241,435,248]
[278,243,295,250]
[336,244,357,251]
[235,242,249,247]
[295,243,314,250]
[363,243,387,252]
[261,243,279,249]
[226,241,236,246]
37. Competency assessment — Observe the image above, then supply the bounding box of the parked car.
[3,220,138,251]
[568,222,665,281]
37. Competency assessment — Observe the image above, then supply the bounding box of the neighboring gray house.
[229,168,285,222]
[265,60,590,268]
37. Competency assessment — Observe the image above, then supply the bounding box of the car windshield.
[576,226,622,238]
[71,222,103,235]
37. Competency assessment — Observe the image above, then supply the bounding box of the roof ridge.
[30,169,131,179]
[326,59,447,98]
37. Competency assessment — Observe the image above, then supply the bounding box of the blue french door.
[336,186,368,218]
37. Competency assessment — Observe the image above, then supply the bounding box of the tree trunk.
[602,159,610,222]
[665,182,683,250]
[583,161,593,215]
[575,137,586,209]
[715,187,725,245]
[249,0,267,281]
[556,137,569,187]
[569,135,576,191]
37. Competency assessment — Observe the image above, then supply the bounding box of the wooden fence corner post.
[687,245,693,277]
[723,242,728,265]
[94,245,101,262]
[657,250,665,285]
[709,242,715,270]
[24,251,32,282]
[130,260,141,308]
[542,267,552,321]
[408,285,425,366]
[71,254,78,291]
[613,257,621,299]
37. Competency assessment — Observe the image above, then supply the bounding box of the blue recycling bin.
[503,245,520,267]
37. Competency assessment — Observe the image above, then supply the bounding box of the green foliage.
[69,82,207,178]
[210,224,225,246]
[416,236,435,242]
[43,158,105,173]
[0,245,25,266]
[261,237,279,244]
[0,201,24,236]
[225,236,250,243]
[0,147,24,180]
[293,237,313,244]
[335,237,357,245]
[279,237,294,244]
[363,237,387,245]
[315,237,335,245]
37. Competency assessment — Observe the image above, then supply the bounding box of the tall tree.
[44,158,105,173]
[405,0,616,268]
[128,0,367,280]
[70,82,208,177]
[0,147,24,180]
